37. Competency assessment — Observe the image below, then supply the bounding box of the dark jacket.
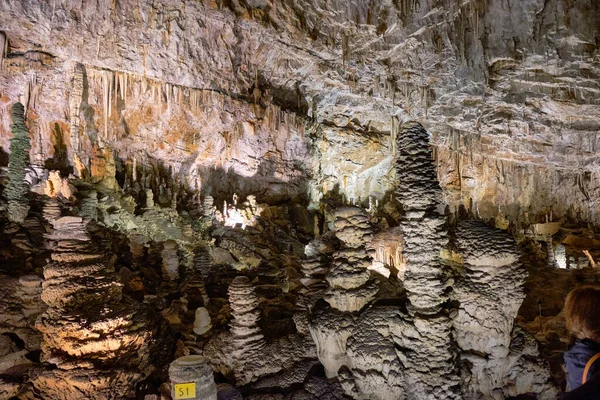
[562,371,600,400]
[564,339,600,391]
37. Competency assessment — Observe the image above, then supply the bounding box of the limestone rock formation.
[0,0,597,398]
[162,240,180,281]
[205,275,316,386]
[324,207,378,312]
[5,102,31,223]
[395,122,460,399]
[206,276,266,384]
[69,62,85,156]
[193,307,212,335]
[454,220,558,399]
[367,227,406,279]
[34,215,164,399]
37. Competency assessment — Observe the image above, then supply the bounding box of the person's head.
[565,286,600,342]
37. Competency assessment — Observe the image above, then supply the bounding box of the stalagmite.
[454,220,557,399]
[0,31,6,71]
[6,103,32,223]
[323,207,378,312]
[394,122,460,399]
[162,240,179,281]
[34,216,163,399]
[204,276,266,385]
[193,307,212,335]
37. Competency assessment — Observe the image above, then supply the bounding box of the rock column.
[454,221,557,398]
[6,103,31,223]
[34,215,159,399]
[324,207,378,312]
[394,122,460,399]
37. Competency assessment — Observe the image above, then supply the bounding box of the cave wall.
[0,0,597,221]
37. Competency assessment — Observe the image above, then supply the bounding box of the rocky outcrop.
[34,215,163,399]
[5,102,31,223]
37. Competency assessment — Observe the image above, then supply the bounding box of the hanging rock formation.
[69,62,85,157]
[5,102,31,223]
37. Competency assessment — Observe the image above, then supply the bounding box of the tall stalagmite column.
[6,102,31,223]
[34,215,162,399]
[394,122,460,399]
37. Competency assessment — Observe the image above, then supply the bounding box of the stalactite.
[24,74,41,114]
[100,70,114,140]
[70,63,85,154]
[0,31,6,71]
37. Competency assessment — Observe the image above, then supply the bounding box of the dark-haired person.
[563,286,600,396]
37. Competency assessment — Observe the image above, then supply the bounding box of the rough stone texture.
[0,0,597,222]
[34,214,163,399]
[309,305,407,398]
[205,276,266,385]
[162,240,180,281]
[324,207,378,312]
[395,122,460,399]
[0,274,44,352]
[454,220,557,399]
[367,226,406,279]
[205,276,316,386]
[0,1,597,398]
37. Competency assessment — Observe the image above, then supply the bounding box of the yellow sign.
[174,382,196,399]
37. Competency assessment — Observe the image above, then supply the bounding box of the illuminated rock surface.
[34,214,166,399]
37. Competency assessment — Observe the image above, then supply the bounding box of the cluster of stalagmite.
[6,103,31,223]
[33,213,161,399]
[324,207,378,312]
[395,122,460,399]
[454,220,557,399]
